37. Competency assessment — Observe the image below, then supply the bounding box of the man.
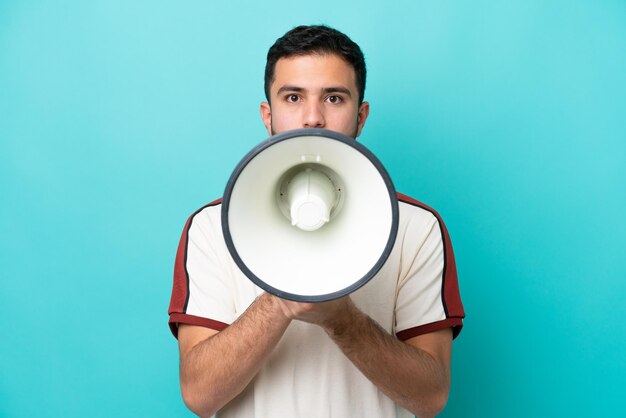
[168,25,464,418]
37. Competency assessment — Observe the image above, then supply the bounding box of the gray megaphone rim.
[221,128,399,302]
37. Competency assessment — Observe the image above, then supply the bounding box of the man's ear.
[260,102,272,135]
[355,101,370,138]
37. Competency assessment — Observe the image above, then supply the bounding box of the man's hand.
[273,294,354,328]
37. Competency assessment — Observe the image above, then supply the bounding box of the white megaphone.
[222,128,399,302]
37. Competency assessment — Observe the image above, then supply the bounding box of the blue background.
[1,1,625,416]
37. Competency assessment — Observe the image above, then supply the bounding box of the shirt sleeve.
[394,204,465,340]
[168,202,236,338]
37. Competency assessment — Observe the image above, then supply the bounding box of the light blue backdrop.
[1,1,624,416]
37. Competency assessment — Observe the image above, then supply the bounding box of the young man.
[168,25,465,418]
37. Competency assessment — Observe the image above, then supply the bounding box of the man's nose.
[302,102,325,128]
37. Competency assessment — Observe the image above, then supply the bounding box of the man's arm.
[177,293,291,417]
[277,296,452,418]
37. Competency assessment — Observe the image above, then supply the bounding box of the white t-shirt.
[169,193,464,417]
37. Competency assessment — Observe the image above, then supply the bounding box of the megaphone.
[222,128,399,302]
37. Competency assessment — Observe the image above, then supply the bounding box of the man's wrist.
[257,293,292,323]
[322,298,361,337]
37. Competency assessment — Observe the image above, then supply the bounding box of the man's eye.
[286,94,300,103]
[326,95,343,104]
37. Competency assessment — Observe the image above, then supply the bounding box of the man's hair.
[264,25,367,104]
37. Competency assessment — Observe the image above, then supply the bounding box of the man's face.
[260,54,369,138]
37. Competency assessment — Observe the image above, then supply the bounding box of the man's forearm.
[180,294,291,417]
[322,301,450,417]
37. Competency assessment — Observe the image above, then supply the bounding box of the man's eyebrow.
[276,85,306,95]
[322,87,352,97]
[275,86,353,97]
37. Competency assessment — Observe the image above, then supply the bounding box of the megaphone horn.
[222,128,399,302]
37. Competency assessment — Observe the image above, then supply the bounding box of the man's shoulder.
[191,197,223,214]
[396,192,445,223]
[182,198,224,227]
